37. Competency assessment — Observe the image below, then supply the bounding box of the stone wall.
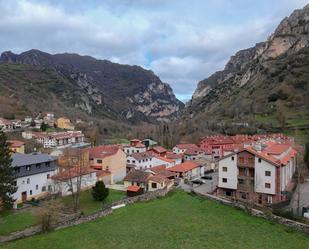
[0,187,172,245]
[192,190,309,235]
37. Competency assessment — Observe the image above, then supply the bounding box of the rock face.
[0,50,184,122]
[188,4,309,118]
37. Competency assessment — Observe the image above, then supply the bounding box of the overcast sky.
[0,0,308,101]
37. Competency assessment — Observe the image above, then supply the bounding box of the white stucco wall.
[255,158,276,195]
[218,155,237,189]
[13,170,56,204]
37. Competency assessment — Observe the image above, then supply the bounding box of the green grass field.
[62,189,126,215]
[0,189,125,236]
[3,191,309,249]
[0,211,36,236]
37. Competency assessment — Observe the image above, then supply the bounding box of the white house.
[172,144,199,154]
[11,153,57,208]
[217,142,297,206]
[52,167,97,196]
[123,139,146,155]
[126,152,175,170]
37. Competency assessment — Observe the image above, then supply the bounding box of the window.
[240,192,247,199]
[42,186,46,192]
[13,181,17,186]
[267,195,273,204]
[238,178,244,184]
[231,156,234,161]
[258,158,262,163]
[265,183,271,189]
[30,190,32,195]
[132,160,136,164]
[97,159,102,164]
[152,182,157,189]
[222,178,227,183]
[47,174,50,179]
[127,160,130,163]
[36,184,39,190]
[137,150,139,153]
[45,162,50,167]
[36,163,41,169]
[15,167,20,173]
[48,185,52,191]
[265,171,271,176]
[222,167,228,172]
[106,166,109,171]
[26,165,31,171]
[27,178,30,184]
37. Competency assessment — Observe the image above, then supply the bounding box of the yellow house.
[89,145,126,184]
[8,140,25,154]
[57,117,75,130]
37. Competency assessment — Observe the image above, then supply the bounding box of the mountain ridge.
[0,49,184,123]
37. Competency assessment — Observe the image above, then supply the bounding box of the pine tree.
[0,129,17,209]
[91,181,109,202]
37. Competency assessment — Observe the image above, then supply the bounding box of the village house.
[89,145,126,184]
[124,169,173,196]
[217,141,297,206]
[11,152,57,208]
[166,152,183,165]
[43,113,56,127]
[22,130,85,148]
[199,134,293,159]
[126,152,175,170]
[149,146,167,157]
[52,167,97,196]
[123,139,147,155]
[0,117,14,131]
[172,143,199,154]
[8,140,25,154]
[184,147,210,161]
[168,161,203,180]
[57,117,75,130]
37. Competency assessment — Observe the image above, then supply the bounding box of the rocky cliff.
[187,4,309,126]
[0,50,184,123]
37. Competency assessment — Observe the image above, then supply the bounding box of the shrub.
[92,181,109,202]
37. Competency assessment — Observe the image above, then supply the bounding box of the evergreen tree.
[40,122,48,131]
[91,181,109,202]
[0,129,17,209]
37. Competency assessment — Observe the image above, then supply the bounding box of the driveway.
[194,172,218,195]
[288,181,309,215]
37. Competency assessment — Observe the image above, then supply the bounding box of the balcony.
[238,178,255,191]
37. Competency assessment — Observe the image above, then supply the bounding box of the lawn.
[3,190,309,249]
[0,189,125,236]
[62,189,126,215]
[0,211,36,236]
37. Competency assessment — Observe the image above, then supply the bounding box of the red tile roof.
[127,185,141,192]
[52,167,96,181]
[151,146,167,154]
[175,144,199,150]
[166,152,183,159]
[8,140,25,148]
[89,145,120,159]
[154,155,175,164]
[168,161,200,173]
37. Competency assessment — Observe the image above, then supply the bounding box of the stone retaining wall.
[0,187,172,244]
[192,190,309,235]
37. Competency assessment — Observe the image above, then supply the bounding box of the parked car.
[191,179,204,185]
[201,175,213,180]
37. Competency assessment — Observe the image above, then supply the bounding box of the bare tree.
[56,148,90,212]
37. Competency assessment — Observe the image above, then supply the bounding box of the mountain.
[0,50,184,123]
[185,4,309,139]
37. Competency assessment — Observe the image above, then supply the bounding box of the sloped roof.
[174,144,199,150]
[12,153,56,167]
[52,167,96,181]
[124,170,151,183]
[168,161,200,173]
[151,146,167,154]
[89,145,120,159]
[8,140,25,148]
[127,185,141,192]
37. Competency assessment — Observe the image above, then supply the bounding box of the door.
[21,191,27,202]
